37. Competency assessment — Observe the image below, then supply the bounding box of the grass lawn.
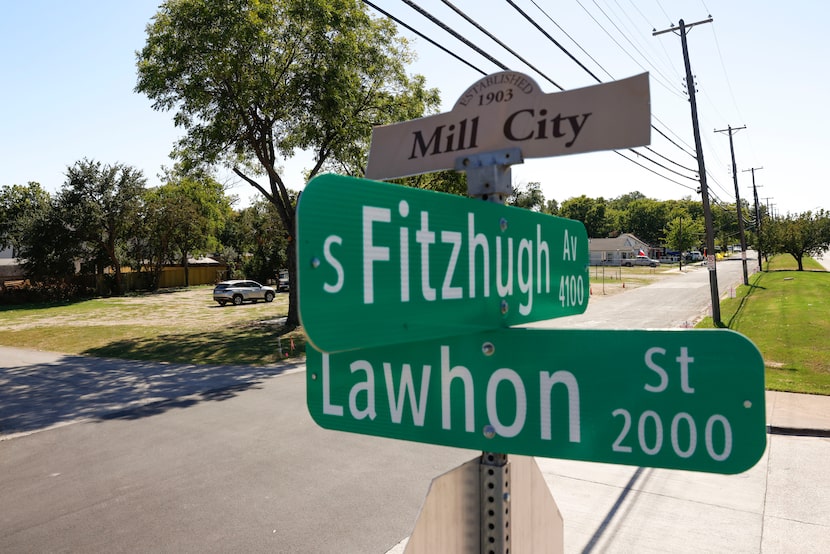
[4,254,828,396]
[0,286,305,366]
[697,254,830,395]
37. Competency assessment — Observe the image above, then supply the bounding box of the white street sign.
[365,72,651,181]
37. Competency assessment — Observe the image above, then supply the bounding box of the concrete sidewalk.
[767,390,830,436]
[390,394,830,553]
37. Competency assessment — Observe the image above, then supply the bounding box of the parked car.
[213,280,276,306]
[623,255,660,267]
[685,250,703,262]
[278,270,290,292]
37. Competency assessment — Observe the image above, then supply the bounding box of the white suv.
[213,280,276,306]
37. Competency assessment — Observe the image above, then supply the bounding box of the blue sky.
[2,1,827,216]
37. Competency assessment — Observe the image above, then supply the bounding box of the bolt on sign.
[297,174,589,354]
[365,72,650,180]
[306,328,767,474]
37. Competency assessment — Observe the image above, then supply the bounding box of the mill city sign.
[365,71,650,180]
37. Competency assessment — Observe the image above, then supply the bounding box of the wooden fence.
[115,265,229,291]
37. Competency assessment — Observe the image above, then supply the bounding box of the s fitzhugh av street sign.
[307,328,767,475]
[297,174,589,354]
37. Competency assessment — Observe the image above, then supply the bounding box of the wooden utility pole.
[715,125,748,285]
[743,167,764,271]
[654,17,721,324]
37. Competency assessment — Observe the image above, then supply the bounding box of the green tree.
[1,184,78,283]
[664,216,704,267]
[712,202,739,252]
[59,160,146,293]
[559,195,608,238]
[607,191,646,211]
[508,182,546,212]
[166,174,233,286]
[763,210,830,271]
[240,199,294,283]
[619,197,668,245]
[393,170,467,196]
[133,186,178,290]
[133,172,232,289]
[544,198,559,216]
[136,0,440,327]
[0,182,51,253]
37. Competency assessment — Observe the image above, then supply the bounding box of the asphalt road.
[0,254,757,553]
[530,253,755,330]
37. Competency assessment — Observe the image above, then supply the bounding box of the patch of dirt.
[587,267,682,300]
[3,287,290,333]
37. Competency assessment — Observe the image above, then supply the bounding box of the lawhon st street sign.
[307,328,767,475]
[365,72,650,180]
[297,174,589,353]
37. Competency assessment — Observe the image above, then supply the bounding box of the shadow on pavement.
[0,353,302,436]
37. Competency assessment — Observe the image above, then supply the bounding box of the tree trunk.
[183,253,190,286]
[286,239,299,328]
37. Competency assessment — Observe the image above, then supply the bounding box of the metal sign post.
[459,148,520,554]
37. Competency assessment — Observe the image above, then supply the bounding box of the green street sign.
[307,328,767,474]
[297,174,589,353]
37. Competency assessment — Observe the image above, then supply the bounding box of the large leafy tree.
[508,182,547,212]
[664,216,704,268]
[136,0,440,327]
[59,160,146,293]
[618,197,668,245]
[763,210,830,271]
[394,170,467,197]
[1,183,77,282]
[559,195,608,238]
[0,182,51,253]
[134,172,233,289]
[223,198,295,284]
[133,185,178,290]
[167,174,233,286]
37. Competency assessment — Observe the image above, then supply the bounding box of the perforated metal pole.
[455,147,523,554]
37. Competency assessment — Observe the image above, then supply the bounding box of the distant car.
[278,271,290,292]
[686,251,704,262]
[623,255,660,268]
[213,280,275,306]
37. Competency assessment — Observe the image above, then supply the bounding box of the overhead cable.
[361,0,487,74]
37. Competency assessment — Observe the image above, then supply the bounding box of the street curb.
[767,425,830,438]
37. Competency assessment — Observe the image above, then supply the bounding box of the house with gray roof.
[588,234,654,265]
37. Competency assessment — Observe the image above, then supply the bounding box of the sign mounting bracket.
[456,147,523,203]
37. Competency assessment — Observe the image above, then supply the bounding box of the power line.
[614,151,699,192]
[361,0,487,75]
[437,0,563,90]
[365,1,704,192]
[588,0,681,92]
[398,0,509,72]
[528,0,614,80]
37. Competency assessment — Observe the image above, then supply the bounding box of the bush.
[0,279,95,305]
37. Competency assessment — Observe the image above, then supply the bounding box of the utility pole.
[654,17,721,325]
[715,125,748,285]
[743,167,763,272]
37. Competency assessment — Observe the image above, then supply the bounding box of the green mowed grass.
[698,254,830,395]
